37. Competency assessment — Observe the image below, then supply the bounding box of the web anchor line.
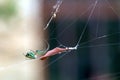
[43,0,63,30]
[66,0,98,51]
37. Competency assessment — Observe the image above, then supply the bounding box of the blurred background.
[0,0,120,80]
[0,0,45,80]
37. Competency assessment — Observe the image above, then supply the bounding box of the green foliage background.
[0,0,16,19]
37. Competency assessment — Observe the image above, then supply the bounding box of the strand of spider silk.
[0,58,38,71]
[49,3,94,42]
[105,0,120,18]
[0,57,42,71]
[44,0,63,30]
[75,0,98,48]
[112,73,120,80]
[90,72,120,80]
[87,72,120,80]
[77,31,120,47]
[43,51,70,69]
[41,39,50,54]
[0,50,49,72]
[77,42,120,49]
[95,5,101,37]
[56,3,94,38]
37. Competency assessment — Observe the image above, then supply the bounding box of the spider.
[24,42,78,60]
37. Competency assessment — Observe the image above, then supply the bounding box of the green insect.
[24,50,46,59]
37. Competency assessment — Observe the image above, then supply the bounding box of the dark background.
[43,0,120,80]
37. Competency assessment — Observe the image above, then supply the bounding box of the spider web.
[0,0,120,80]
[43,0,120,80]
